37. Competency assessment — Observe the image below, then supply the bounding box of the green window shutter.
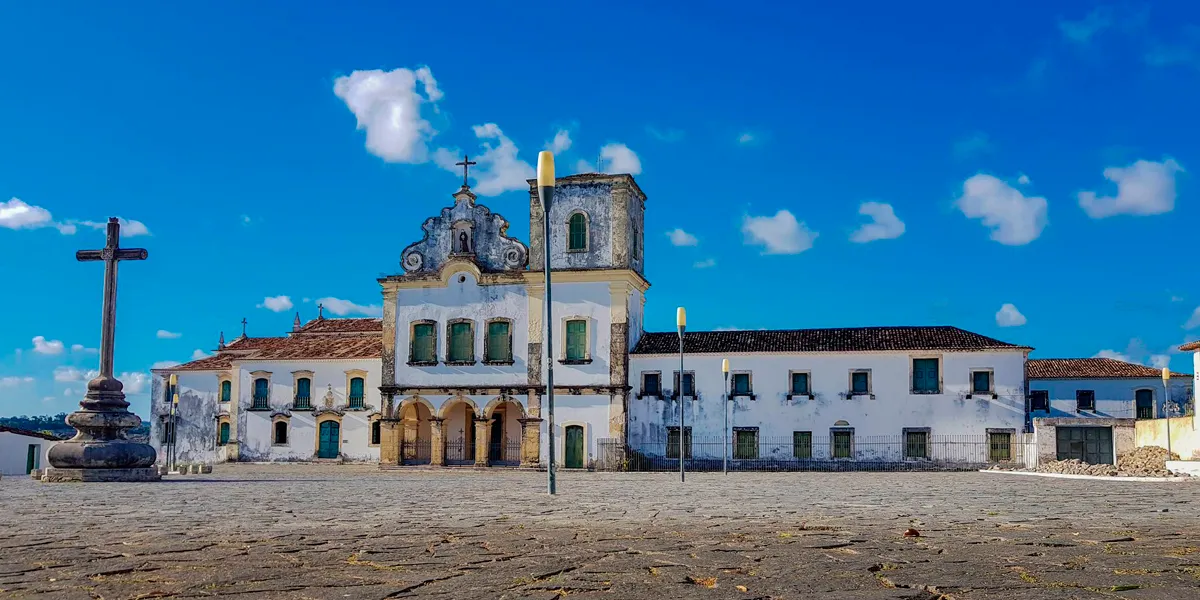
[566,320,586,360]
[219,422,230,445]
[449,322,473,362]
[487,321,511,362]
[733,373,750,394]
[349,378,364,408]
[568,213,587,250]
[851,372,868,394]
[972,371,990,393]
[793,431,812,459]
[791,373,809,395]
[412,323,435,362]
[913,359,938,392]
[220,380,231,402]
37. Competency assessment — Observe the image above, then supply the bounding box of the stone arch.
[483,395,527,419]
[396,395,436,419]
[397,395,435,465]
[439,395,480,419]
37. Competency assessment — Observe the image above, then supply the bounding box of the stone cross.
[241,317,247,337]
[47,217,159,482]
[455,154,476,188]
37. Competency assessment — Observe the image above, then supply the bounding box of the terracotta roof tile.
[248,335,380,361]
[1181,340,1200,352]
[168,353,234,371]
[1026,358,1191,379]
[294,318,382,334]
[631,326,1028,355]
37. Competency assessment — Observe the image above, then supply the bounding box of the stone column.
[428,417,446,467]
[474,417,491,467]
[379,420,400,466]
[519,417,543,467]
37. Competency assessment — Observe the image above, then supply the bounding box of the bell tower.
[527,173,646,275]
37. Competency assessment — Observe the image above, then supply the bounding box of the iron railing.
[487,440,522,466]
[348,394,365,410]
[444,438,476,465]
[293,395,311,410]
[401,439,432,464]
[596,434,1037,472]
[251,395,269,410]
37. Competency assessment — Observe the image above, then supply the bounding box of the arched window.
[567,212,587,251]
[371,420,382,445]
[219,380,232,403]
[295,377,312,409]
[252,378,269,409]
[218,421,231,446]
[349,377,365,409]
[274,420,288,445]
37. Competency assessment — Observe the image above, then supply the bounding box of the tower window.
[568,212,588,251]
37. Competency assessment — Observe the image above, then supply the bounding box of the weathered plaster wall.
[544,182,614,270]
[233,359,380,462]
[399,189,527,275]
[1032,417,1136,464]
[540,394,612,468]
[626,351,1028,451]
[549,281,614,387]
[1135,415,1200,459]
[1029,377,1193,419]
[627,288,645,351]
[150,373,224,465]
[0,431,57,476]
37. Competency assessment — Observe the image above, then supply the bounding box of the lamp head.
[1162,367,1170,385]
[536,151,555,212]
[676,307,686,329]
[722,359,729,374]
[172,393,179,405]
[169,373,177,386]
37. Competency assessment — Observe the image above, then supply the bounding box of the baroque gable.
[400,186,528,274]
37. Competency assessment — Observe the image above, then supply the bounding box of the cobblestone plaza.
[2,465,1198,599]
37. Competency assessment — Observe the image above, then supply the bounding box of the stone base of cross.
[43,218,160,483]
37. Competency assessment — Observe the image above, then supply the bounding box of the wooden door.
[26,444,39,474]
[564,425,584,469]
[318,421,341,459]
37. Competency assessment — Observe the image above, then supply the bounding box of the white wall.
[541,394,612,468]
[627,350,1028,452]
[0,431,56,476]
[1029,377,1194,419]
[150,372,225,465]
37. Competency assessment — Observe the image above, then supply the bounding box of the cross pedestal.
[45,218,160,482]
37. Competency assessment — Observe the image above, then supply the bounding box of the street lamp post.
[722,358,729,475]
[1162,367,1172,458]
[168,374,177,472]
[537,151,557,496]
[677,307,686,483]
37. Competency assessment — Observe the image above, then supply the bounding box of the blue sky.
[2,2,1198,417]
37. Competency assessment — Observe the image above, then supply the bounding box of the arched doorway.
[441,397,478,466]
[317,420,340,459]
[564,424,585,469]
[399,399,434,464]
[486,399,524,466]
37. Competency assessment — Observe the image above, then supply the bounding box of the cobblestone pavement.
[2,465,1199,599]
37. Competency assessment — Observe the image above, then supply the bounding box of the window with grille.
[294,378,311,409]
[642,372,661,397]
[219,380,232,402]
[371,420,382,445]
[734,428,759,459]
[273,421,288,445]
[851,371,869,395]
[565,320,587,361]
[410,322,436,363]
[666,426,692,459]
[832,430,853,458]
[568,213,587,250]
[904,430,929,459]
[1029,390,1049,411]
[793,431,812,459]
[448,322,474,362]
[348,377,365,409]
[972,371,992,394]
[485,321,512,362]
[989,432,1012,462]
[912,359,939,393]
[252,378,269,409]
[1076,389,1095,412]
[673,372,695,397]
[790,372,810,395]
[732,373,752,396]
[1135,389,1154,420]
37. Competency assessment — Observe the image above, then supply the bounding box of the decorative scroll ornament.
[402,249,424,272]
[502,244,527,270]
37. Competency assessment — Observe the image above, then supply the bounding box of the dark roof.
[248,336,380,361]
[168,353,234,372]
[294,318,382,334]
[0,425,62,441]
[1181,340,1200,352]
[1027,358,1191,380]
[631,326,1029,355]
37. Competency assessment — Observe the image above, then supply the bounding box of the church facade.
[151,172,1066,469]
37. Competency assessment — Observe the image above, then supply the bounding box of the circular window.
[459,275,466,283]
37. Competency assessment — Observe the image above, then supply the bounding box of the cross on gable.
[455,154,477,188]
[75,218,148,381]
[241,318,247,337]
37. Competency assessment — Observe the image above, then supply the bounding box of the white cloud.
[257,295,294,313]
[574,158,595,174]
[742,210,818,255]
[1095,338,1178,369]
[32,336,65,355]
[1077,158,1184,218]
[70,343,97,354]
[333,66,442,164]
[953,132,992,159]
[1184,307,1200,330]
[156,330,182,339]
[849,201,905,243]
[191,349,210,360]
[1149,354,1172,369]
[119,372,150,395]
[0,376,34,387]
[955,174,1048,245]
[1017,173,1031,185]
[439,124,535,196]
[1171,295,1184,303]
[78,218,150,237]
[1059,8,1112,44]
[737,132,756,145]
[995,303,1027,327]
[241,214,253,226]
[0,198,75,233]
[63,388,74,396]
[666,228,699,247]
[546,129,572,154]
[54,367,98,382]
[599,143,642,175]
[151,360,180,370]
[317,297,383,317]
[693,258,716,269]
[1095,349,1132,362]
[645,126,684,142]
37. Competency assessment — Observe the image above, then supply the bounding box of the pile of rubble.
[1035,446,1183,478]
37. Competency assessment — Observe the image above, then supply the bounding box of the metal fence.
[596,434,1036,472]
[401,439,432,465]
[487,440,522,466]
